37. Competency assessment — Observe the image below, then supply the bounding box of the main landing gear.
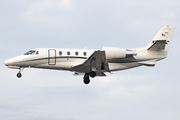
[83,71,96,84]
[84,73,90,84]
[17,67,24,78]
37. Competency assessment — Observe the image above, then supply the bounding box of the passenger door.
[48,49,56,65]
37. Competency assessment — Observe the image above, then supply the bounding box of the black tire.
[84,78,90,84]
[89,71,96,78]
[17,73,22,78]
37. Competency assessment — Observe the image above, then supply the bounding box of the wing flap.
[96,72,106,76]
[73,71,106,76]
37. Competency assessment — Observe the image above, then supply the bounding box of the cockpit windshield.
[24,50,36,55]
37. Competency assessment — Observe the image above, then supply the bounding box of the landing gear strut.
[83,73,90,84]
[17,67,24,78]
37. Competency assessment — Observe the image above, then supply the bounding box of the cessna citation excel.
[4,26,175,84]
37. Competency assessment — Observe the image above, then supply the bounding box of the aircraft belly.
[108,62,141,71]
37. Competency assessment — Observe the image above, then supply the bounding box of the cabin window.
[83,52,87,56]
[59,51,62,55]
[67,51,70,55]
[24,50,36,55]
[36,51,39,55]
[75,52,78,56]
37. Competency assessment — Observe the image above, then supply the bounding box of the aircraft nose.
[4,59,14,66]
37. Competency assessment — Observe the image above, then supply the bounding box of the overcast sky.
[0,0,180,120]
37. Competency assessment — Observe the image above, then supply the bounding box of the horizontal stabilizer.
[148,40,167,51]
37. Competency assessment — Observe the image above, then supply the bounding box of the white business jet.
[4,26,175,84]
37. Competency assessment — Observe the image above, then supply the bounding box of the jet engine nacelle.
[101,47,126,59]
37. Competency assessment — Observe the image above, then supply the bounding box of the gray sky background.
[0,0,180,120]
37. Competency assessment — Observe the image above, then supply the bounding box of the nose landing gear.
[17,72,22,78]
[17,67,24,78]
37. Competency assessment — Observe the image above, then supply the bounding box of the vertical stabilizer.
[146,26,175,56]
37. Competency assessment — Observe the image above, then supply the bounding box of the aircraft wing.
[148,40,167,51]
[72,50,109,74]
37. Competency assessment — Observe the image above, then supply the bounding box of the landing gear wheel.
[83,73,90,84]
[17,72,22,78]
[90,71,96,78]
[84,78,90,84]
[17,67,24,78]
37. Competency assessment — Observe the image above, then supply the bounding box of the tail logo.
[162,33,166,36]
